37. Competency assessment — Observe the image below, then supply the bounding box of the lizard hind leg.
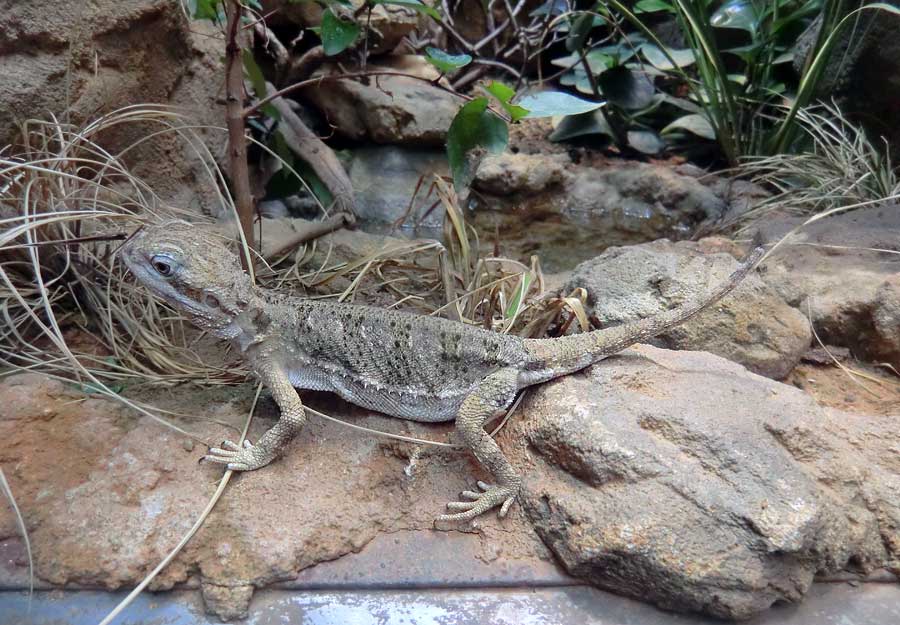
[435,368,522,526]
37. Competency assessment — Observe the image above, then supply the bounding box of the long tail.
[523,245,765,372]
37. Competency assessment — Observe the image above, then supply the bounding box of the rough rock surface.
[262,0,418,54]
[562,163,726,237]
[347,146,450,226]
[563,238,811,379]
[512,345,899,619]
[303,57,459,145]
[758,205,900,366]
[793,10,900,156]
[0,0,226,214]
[474,152,569,196]
[0,373,554,620]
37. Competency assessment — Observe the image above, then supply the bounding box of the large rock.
[302,57,459,145]
[759,205,900,366]
[563,238,811,379]
[347,146,449,226]
[0,1,226,214]
[563,163,726,237]
[514,345,899,619]
[262,0,419,54]
[0,372,553,619]
[793,9,900,156]
[474,152,569,196]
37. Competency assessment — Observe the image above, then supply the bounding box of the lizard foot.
[203,439,276,472]
[434,480,519,524]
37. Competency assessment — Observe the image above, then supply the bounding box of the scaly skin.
[122,222,763,524]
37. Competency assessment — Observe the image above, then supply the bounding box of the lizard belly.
[286,366,461,423]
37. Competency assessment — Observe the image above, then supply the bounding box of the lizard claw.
[434,481,519,525]
[204,438,274,472]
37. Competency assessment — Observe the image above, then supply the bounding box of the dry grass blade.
[737,101,900,228]
[0,467,32,607]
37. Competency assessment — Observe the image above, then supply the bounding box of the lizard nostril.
[204,293,220,309]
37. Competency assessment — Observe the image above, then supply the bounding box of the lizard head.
[122,221,257,335]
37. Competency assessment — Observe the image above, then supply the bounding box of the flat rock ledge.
[1,345,897,620]
[510,345,899,619]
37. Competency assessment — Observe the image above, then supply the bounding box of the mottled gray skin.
[122,222,762,523]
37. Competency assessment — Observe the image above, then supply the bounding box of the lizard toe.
[434,484,519,525]
[203,439,274,472]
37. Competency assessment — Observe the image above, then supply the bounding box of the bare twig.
[224,0,256,273]
[264,212,354,262]
[264,83,356,215]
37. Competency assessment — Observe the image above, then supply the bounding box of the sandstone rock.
[563,238,811,378]
[262,0,418,54]
[758,205,900,366]
[201,582,254,621]
[516,345,899,619]
[0,1,226,214]
[302,57,459,145]
[474,152,568,195]
[0,373,551,619]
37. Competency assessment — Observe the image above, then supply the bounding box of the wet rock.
[0,1,225,214]
[302,57,459,145]
[517,345,899,619]
[563,238,811,379]
[563,164,726,238]
[347,146,449,226]
[474,152,568,196]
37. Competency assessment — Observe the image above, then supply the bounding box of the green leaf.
[321,8,360,56]
[189,0,223,21]
[424,47,472,73]
[242,50,266,101]
[772,50,794,64]
[640,43,695,70]
[597,66,655,110]
[505,273,532,319]
[634,0,673,13]
[371,0,441,20]
[548,110,614,142]
[627,129,665,155]
[483,82,529,122]
[243,50,280,119]
[710,0,759,34]
[662,113,716,140]
[446,97,508,191]
[517,91,604,118]
[566,13,594,53]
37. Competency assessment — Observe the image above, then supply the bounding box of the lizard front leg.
[205,364,307,471]
[436,368,522,524]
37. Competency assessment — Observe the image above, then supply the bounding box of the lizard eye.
[150,255,174,277]
[203,293,220,309]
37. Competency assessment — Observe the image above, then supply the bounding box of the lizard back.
[262,297,529,422]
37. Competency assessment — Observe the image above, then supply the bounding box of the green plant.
[738,101,900,222]
[599,1,900,163]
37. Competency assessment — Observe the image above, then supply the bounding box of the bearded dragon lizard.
[123,223,763,523]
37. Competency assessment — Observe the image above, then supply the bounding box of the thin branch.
[224,0,256,273]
